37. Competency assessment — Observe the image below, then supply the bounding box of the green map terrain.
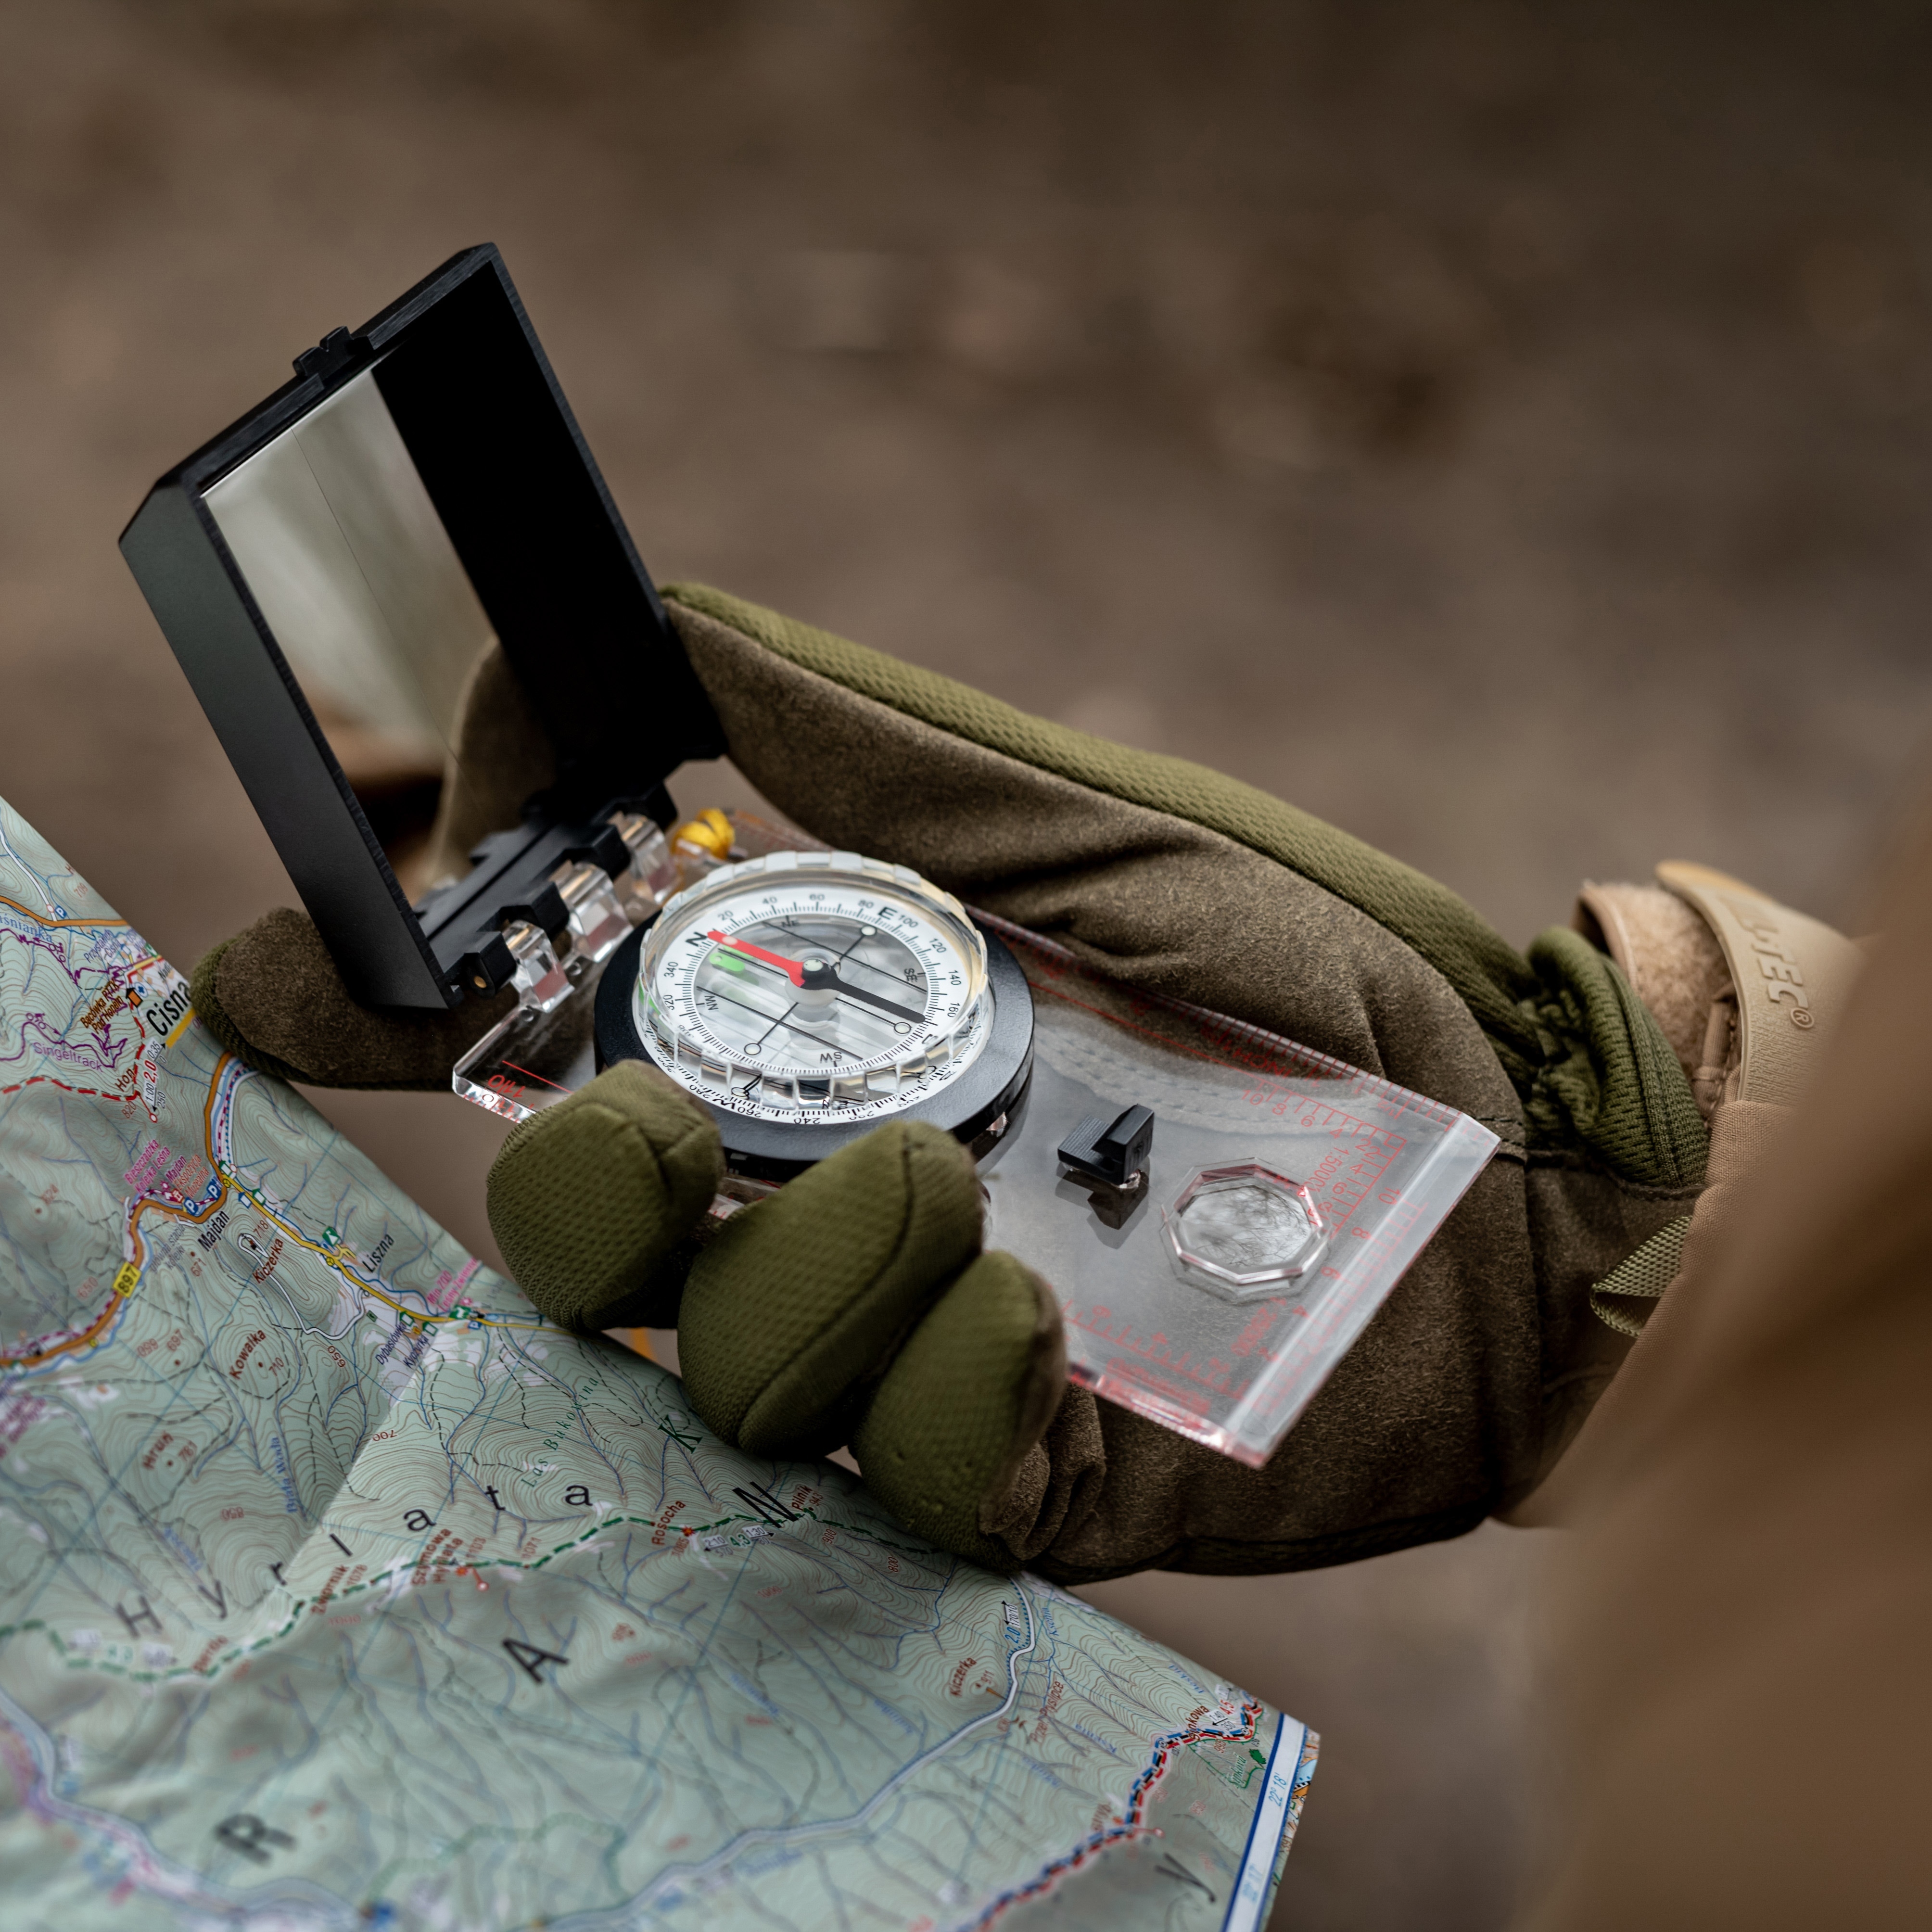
[0,799,1313,1930]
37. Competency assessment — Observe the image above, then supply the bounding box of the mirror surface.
[205,367,496,888]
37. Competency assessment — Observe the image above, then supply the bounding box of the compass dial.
[634,850,996,1127]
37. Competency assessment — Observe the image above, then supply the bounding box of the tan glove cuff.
[1512,867,1868,1522]
[1575,881,1729,1094]
[1577,864,1864,1119]
[1655,860,1865,1107]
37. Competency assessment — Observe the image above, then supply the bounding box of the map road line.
[3,1049,540,1367]
[962,1689,1268,1927]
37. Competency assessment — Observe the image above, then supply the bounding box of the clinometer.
[594,848,1033,1179]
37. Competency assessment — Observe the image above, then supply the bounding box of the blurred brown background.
[5,2,1930,1925]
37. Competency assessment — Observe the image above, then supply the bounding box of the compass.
[594,848,1033,1179]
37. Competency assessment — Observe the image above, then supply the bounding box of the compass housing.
[595,861,1033,1181]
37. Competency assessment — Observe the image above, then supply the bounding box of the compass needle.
[830,979,927,1025]
[707,930,807,985]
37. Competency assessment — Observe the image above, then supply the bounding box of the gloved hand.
[485,1071,1091,1571]
[193,584,1861,1583]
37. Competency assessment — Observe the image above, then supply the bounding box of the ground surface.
[3,3,1930,1923]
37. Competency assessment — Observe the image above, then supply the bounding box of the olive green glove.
[199,581,1832,1584]
[647,585,1711,1580]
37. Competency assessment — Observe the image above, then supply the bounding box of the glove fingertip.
[487,1064,723,1329]
[583,1060,726,1222]
[679,1119,984,1455]
[852,1251,1065,1568]
[191,906,516,1089]
[188,933,273,1076]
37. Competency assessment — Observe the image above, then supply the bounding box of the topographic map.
[0,798,1314,1931]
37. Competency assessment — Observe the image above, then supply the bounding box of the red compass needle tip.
[707,930,804,986]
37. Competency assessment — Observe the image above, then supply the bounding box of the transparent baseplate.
[975,915,1499,1468]
[453,950,610,1120]
[451,811,822,1123]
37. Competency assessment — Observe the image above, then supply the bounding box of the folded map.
[0,798,1315,1930]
